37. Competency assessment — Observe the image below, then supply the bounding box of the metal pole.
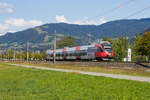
[53,30,56,64]
[8,49,9,60]
[27,41,29,62]
[88,32,91,45]
[13,47,16,61]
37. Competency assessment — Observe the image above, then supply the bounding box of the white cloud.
[0,18,43,35]
[98,17,107,25]
[56,15,70,23]
[0,24,9,31]
[56,15,107,25]
[0,24,9,35]
[5,18,43,27]
[0,2,13,14]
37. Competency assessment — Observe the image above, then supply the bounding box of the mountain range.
[0,18,150,51]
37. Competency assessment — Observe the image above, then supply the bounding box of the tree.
[41,51,46,60]
[135,32,150,60]
[16,50,26,60]
[57,36,76,48]
[103,36,109,41]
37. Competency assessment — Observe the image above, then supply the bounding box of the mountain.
[1,18,150,50]
[143,27,150,33]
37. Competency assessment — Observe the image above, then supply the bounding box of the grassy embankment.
[13,61,150,77]
[0,62,150,100]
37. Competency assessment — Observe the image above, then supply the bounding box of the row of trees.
[134,32,150,61]
[0,50,46,61]
[103,32,150,61]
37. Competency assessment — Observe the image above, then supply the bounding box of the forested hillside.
[0,18,150,50]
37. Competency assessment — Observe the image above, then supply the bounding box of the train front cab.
[95,44,114,61]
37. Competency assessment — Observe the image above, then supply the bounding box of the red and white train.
[46,41,113,61]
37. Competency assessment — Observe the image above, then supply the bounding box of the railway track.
[5,60,150,68]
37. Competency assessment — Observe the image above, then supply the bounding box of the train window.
[88,47,97,52]
[72,51,75,56]
[69,52,71,56]
[105,48,112,53]
[98,47,103,52]
[78,51,81,56]
[81,50,87,55]
[70,51,74,56]
[101,44,112,53]
[66,52,68,56]
[59,53,62,56]
[62,52,64,56]
[80,51,83,55]
[75,51,79,56]
[70,51,73,56]
[67,51,71,56]
[57,53,60,56]
[80,51,83,56]
[64,52,67,56]
[76,51,79,56]
[102,44,112,49]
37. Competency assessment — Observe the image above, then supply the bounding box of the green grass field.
[16,62,150,77]
[0,62,150,100]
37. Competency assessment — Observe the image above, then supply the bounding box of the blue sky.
[0,0,150,35]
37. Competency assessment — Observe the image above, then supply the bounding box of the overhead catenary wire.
[88,0,138,20]
[87,0,150,23]
[124,6,150,19]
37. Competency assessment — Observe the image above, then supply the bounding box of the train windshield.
[101,43,112,53]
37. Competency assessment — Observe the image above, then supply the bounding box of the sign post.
[128,48,131,62]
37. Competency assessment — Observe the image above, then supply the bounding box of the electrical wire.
[88,0,137,20]
[124,6,150,19]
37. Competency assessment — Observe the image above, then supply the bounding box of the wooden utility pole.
[13,47,16,61]
[27,41,29,62]
[53,30,56,64]
[7,49,9,60]
[88,32,91,45]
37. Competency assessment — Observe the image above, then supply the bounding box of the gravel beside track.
[9,60,150,68]
[10,64,150,83]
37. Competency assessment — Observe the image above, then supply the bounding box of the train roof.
[46,44,95,53]
[99,41,110,44]
[46,41,111,54]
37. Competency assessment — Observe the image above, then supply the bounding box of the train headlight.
[105,51,108,54]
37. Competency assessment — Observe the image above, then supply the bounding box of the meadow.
[0,62,150,100]
[16,62,150,77]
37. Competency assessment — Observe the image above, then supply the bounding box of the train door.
[87,47,97,60]
[96,47,104,57]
